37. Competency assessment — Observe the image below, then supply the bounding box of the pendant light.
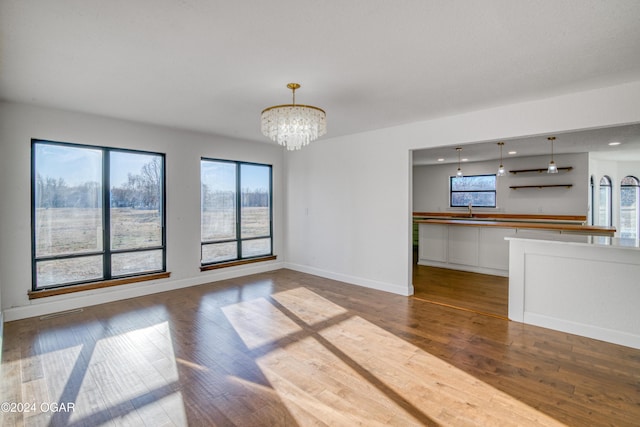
[497,142,505,177]
[547,136,558,174]
[456,147,463,177]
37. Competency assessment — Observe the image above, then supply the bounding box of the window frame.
[449,174,497,208]
[200,158,273,268]
[598,175,612,227]
[31,139,167,292]
[620,175,640,239]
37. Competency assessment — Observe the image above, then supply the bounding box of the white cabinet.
[418,224,447,262]
[418,223,512,277]
[479,227,516,271]
[448,226,479,266]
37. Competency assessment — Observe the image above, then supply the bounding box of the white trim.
[417,260,508,277]
[524,312,640,350]
[3,261,284,322]
[284,262,413,296]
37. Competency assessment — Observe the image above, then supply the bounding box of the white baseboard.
[284,262,413,296]
[3,260,284,322]
[417,260,508,277]
[524,312,640,350]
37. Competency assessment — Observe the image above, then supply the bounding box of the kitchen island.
[414,213,615,276]
[507,233,640,349]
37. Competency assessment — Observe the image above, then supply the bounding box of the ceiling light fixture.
[456,147,463,177]
[547,136,558,174]
[261,83,327,151]
[497,142,505,177]
[608,141,621,146]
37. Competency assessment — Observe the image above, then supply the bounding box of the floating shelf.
[509,167,573,174]
[509,184,573,189]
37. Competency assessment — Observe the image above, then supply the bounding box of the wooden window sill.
[28,272,171,300]
[200,255,277,272]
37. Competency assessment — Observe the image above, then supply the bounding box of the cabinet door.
[448,226,479,266]
[419,224,447,262]
[478,227,516,271]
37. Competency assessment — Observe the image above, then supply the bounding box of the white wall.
[1,81,639,319]
[0,102,284,320]
[284,81,640,296]
[414,153,589,215]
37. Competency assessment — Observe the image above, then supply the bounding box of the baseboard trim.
[284,262,412,296]
[524,312,640,350]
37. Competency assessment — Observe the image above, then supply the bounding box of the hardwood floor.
[413,263,509,319]
[2,269,640,426]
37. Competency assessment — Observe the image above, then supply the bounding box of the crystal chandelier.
[261,83,327,151]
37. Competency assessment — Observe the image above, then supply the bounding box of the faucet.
[468,202,473,217]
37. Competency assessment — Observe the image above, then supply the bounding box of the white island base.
[507,234,640,350]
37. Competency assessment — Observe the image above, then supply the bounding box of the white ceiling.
[413,123,640,166]
[2,0,640,149]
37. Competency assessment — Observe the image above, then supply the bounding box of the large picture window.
[201,159,272,266]
[450,174,497,208]
[32,140,166,290]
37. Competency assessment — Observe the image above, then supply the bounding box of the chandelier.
[261,83,327,151]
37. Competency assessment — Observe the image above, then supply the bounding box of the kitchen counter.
[415,218,616,236]
[507,233,640,349]
[413,212,615,236]
[415,212,616,277]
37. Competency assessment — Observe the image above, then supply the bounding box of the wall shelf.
[509,166,573,174]
[509,184,573,189]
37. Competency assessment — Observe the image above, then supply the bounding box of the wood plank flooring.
[412,264,509,318]
[2,269,640,426]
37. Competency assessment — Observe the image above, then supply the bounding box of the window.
[201,159,272,266]
[620,176,639,239]
[598,176,612,226]
[450,174,497,207]
[32,140,166,290]
[589,175,595,225]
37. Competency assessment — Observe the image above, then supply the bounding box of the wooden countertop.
[413,212,586,222]
[415,218,616,235]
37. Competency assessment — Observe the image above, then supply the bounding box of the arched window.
[598,176,612,227]
[589,175,595,225]
[620,176,640,239]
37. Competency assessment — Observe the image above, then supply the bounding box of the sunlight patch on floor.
[223,287,567,426]
[221,297,303,349]
[68,321,188,426]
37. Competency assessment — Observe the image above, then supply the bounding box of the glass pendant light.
[497,142,505,177]
[456,147,463,177]
[547,136,558,174]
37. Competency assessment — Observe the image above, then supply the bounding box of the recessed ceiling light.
[437,158,445,162]
[461,158,469,162]
[508,151,517,155]
[608,141,621,146]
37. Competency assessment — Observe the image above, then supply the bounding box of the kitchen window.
[200,158,273,268]
[450,174,497,208]
[32,140,166,292]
